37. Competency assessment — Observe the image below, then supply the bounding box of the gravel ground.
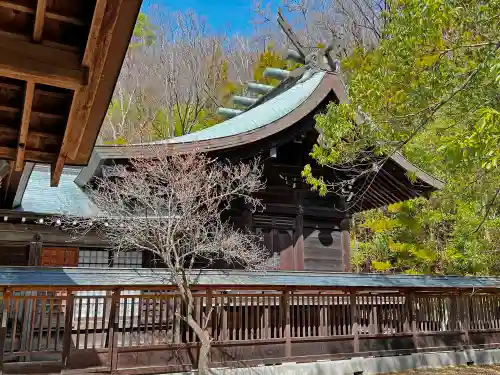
[390,365,500,374]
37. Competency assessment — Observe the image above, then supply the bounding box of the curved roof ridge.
[102,70,328,149]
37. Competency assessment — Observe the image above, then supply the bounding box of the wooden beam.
[0,147,56,164]
[57,0,121,168]
[15,81,35,171]
[83,0,108,67]
[0,222,107,246]
[12,162,35,208]
[50,153,66,187]
[0,38,86,89]
[0,1,86,26]
[0,126,61,144]
[33,0,47,42]
[0,162,19,208]
[0,160,8,179]
[0,104,66,120]
[0,29,79,52]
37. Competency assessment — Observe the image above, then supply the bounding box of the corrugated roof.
[17,165,98,217]
[0,267,499,289]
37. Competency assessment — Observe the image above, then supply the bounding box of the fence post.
[282,289,291,359]
[350,290,359,354]
[0,288,10,375]
[408,292,418,350]
[205,288,213,338]
[108,289,121,373]
[461,293,470,347]
[61,291,74,367]
[403,292,411,333]
[450,293,458,331]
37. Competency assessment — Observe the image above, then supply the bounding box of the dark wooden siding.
[303,228,343,271]
[0,245,28,266]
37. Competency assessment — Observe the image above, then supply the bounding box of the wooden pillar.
[403,292,411,333]
[340,217,351,272]
[62,291,74,367]
[0,289,10,375]
[282,289,292,359]
[294,191,304,271]
[206,288,213,338]
[28,236,42,266]
[369,304,378,334]
[20,237,42,362]
[450,294,458,331]
[407,292,418,350]
[460,293,470,347]
[108,289,121,372]
[221,296,228,341]
[350,291,359,353]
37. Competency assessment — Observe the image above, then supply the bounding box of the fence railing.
[1,286,500,374]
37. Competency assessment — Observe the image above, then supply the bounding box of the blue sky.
[142,0,279,34]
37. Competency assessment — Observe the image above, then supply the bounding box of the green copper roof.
[134,71,326,146]
[17,166,98,217]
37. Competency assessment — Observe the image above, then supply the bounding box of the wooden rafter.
[0,161,21,207]
[83,0,108,67]
[33,0,47,42]
[0,0,144,189]
[50,153,66,187]
[52,0,120,186]
[0,105,66,120]
[0,147,55,164]
[0,38,86,89]
[15,81,35,171]
[0,1,85,26]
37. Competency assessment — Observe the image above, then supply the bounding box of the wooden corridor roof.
[1,267,499,290]
[0,0,142,208]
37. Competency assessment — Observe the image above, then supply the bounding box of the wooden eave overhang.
[0,0,143,208]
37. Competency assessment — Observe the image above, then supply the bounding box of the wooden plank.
[0,38,86,90]
[33,0,47,42]
[50,152,66,186]
[0,1,85,26]
[282,289,291,358]
[295,216,304,271]
[0,161,17,207]
[351,292,359,352]
[61,0,123,163]
[15,81,35,171]
[83,0,108,67]
[108,289,120,372]
[0,147,57,164]
[0,288,10,374]
[340,218,351,272]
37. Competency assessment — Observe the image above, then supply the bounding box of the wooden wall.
[303,227,343,271]
[0,245,28,266]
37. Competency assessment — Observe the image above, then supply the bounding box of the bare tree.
[99,48,156,144]
[99,9,243,144]
[253,0,383,57]
[55,147,269,373]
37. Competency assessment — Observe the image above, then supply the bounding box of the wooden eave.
[0,0,143,208]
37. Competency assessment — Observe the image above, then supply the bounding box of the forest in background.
[99,0,500,276]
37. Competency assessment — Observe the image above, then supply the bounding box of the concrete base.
[167,348,500,375]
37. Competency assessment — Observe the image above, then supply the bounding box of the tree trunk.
[187,316,211,374]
